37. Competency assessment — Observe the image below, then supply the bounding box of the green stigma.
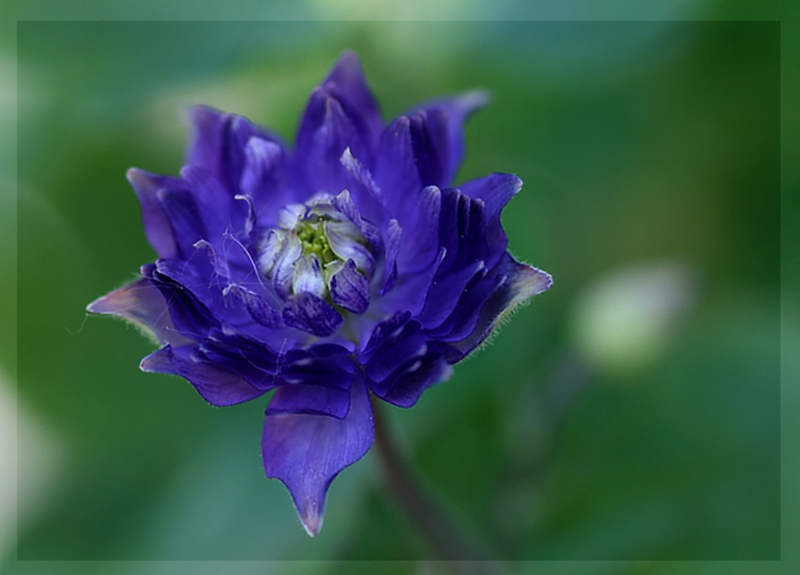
[296,218,337,265]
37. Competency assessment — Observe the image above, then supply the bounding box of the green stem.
[371,395,500,575]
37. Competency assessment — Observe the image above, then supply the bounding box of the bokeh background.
[2,7,796,575]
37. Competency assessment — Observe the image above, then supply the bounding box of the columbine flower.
[87,52,552,536]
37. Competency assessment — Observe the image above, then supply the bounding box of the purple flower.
[88,52,552,536]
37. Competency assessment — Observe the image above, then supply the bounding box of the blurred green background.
[2,9,794,575]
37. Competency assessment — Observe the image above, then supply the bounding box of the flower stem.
[371,395,500,574]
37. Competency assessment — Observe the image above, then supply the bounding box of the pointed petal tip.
[139,346,168,372]
[335,49,360,66]
[518,264,553,297]
[85,295,106,314]
[539,269,554,293]
[85,285,136,315]
[300,506,324,537]
[138,354,152,372]
[184,104,225,124]
[125,167,150,188]
[327,49,367,81]
[458,89,492,114]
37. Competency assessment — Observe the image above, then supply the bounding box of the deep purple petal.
[195,332,280,391]
[295,91,357,193]
[294,51,381,169]
[418,260,486,330]
[395,185,442,273]
[280,347,355,390]
[223,284,284,328]
[374,117,421,213]
[407,91,489,188]
[409,112,446,189]
[239,137,293,227]
[126,169,183,259]
[156,188,208,258]
[423,268,505,342]
[141,344,265,406]
[185,105,284,195]
[282,292,343,337]
[444,253,553,362]
[266,384,351,419]
[152,258,243,327]
[362,321,428,384]
[321,51,382,154]
[185,105,230,174]
[382,247,447,317]
[359,310,412,361]
[240,137,282,195]
[179,165,239,242]
[324,220,376,278]
[380,219,401,294]
[262,372,373,536]
[339,148,386,223]
[330,189,363,229]
[330,259,370,314]
[369,347,453,408]
[86,278,194,346]
[143,263,220,340]
[459,172,522,268]
[365,337,428,386]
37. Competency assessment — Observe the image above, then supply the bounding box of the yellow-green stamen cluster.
[296,217,336,265]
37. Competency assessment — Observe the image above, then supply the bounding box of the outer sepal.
[262,372,373,536]
[86,278,193,347]
[140,344,267,407]
[444,253,552,362]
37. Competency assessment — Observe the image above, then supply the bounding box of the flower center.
[256,193,374,302]
[296,217,337,266]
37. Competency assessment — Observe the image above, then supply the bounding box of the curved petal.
[156,187,208,259]
[322,51,382,153]
[143,263,220,341]
[324,220,375,278]
[362,319,428,384]
[423,268,505,342]
[368,347,453,408]
[279,344,355,390]
[330,258,370,313]
[443,252,552,363]
[282,292,343,337]
[195,329,281,391]
[86,278,194,346]
[262,372,373,536]
[179,165,239,242]
[295,51,381,173]
[339,148,386,223]
[295,91,357,194]
[266,384,350,419]
[395,185,442,273]
[126,169,183,259]
[459,172,523,269]
[380,219,402,294]
[417,260,485,329]
[406,90,489,188]
[293,255,326,299]
[239,137,294,227]
[185,105,284,195]
[223,284,284,329]
[436,187,488,277]
[140,344,266,406]
[374,117,421,215]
